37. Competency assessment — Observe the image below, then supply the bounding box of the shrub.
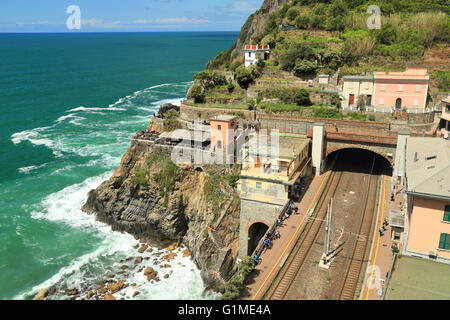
[220,256,255,300]
[310,14,326,28]
[295,15,310,29]
[256,58,266,69]
[295,88,312,106]
[313,107,343,119]
[190,84,205,103]
[287,7,299,21]
[235,66,254,89]
[435,71,450,92]
[330,93,341,109]
[280,43,316,71]
[227,83,236,93]
[293,60,318,77]
[163,109,181,131]
[328,0,347,17]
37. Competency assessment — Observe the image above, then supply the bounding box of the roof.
[442,95,450,104]
[210,115,237,122]
[385,256,450,300]
[342,75,374,81]
[389,210,405,228]
[244,44,270,51]
[247,134,309,159]
[406,137,450,200]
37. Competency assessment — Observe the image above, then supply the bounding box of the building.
[403,137,450,263]
[341,66,430,112]
[373,66,429,111]
[342,74,374,110]
[210,115,238,162]
[238,133,311,257]
[318,74,329,85]
[244,44,270,67]
[439,95,450,139]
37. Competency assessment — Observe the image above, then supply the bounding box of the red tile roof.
[245,44,270,51]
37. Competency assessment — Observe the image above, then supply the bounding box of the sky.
[0,0,264,32]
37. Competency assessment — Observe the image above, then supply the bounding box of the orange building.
[210,115,238,159]
[404,137,450,263]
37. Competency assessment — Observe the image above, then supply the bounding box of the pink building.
[404,137,450,263]
[439,95,450,139]
[373,66,429,110]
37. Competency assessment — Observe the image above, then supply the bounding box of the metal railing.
[251,200,292,259]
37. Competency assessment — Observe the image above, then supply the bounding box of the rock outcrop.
[82,142,240,293]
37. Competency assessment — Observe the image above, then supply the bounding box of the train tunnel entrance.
[324,148,392,176]
[247,222,269,256]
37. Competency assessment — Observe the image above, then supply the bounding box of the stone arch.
[326,145,393,167]
[246,220,271,256]
[245,219,271,232]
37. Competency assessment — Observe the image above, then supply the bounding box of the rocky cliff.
[82,142,240,293]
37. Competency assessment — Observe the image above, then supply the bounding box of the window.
[248,52,251,57]
[397,84,403,92]
[415,84,421,92]
[256,182,262,190]
[379,97,385,105]
[380,84,386,91]
[217,125,221,130]
[217,140,222,149]
[439,233,450,250]
[444,205,450,222]
[413,99,419,107]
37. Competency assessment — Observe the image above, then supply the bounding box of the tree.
[357,94,367,110]
[235,66,254,89]
[189,84,205,103]
[295,88,312,106]
[310,14,326,28]
[280,43,316,71]
[295,15,310,29]
[293,59,318,77]
[328,0,348,17]
[287,7,299,21]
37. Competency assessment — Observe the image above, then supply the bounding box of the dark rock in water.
[65,288,79,296]
[81,140,240,293]
[134,256,143,264]
[49,288,56,296]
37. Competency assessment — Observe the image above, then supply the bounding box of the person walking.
[379,227,385,236]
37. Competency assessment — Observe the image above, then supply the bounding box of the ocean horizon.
[0,31,238,300]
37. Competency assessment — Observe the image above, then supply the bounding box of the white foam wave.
[18,163,48,174]
[21,172,207,300]
[68,106,126,112]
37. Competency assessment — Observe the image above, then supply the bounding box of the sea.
[0,32,238,300]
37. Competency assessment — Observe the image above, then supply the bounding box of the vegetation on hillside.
[207,0,449,77]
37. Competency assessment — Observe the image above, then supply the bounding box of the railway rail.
[265,154,381,300]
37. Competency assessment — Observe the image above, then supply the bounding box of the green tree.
[310,14,326,28]
[280,43,316,71]
[287,7,299,21]
[190,84,205,103]
[235,66,254,89]
[295,88,312,106]
[328,0,348,17]
[295,15,310,29]
[293,60,318,77]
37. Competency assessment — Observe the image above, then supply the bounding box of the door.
[349,94,355,106]
[395,98,402,110]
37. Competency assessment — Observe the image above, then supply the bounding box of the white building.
[341,74,374,110]
[244,45,270,67]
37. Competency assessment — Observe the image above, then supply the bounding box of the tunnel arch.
[246,220,270,256]
[325,147,393,176]
[326,145,393,167]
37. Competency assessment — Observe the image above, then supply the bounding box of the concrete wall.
[180,103,255,122]
[239,199,283,257]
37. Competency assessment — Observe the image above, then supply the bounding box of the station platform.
[361,176,404,300]
[241,172,329,300]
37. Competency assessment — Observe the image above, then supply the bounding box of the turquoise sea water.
[0,32,237,299]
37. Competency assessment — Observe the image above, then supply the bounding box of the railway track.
[334,169,380,300]
[265,169,344,300]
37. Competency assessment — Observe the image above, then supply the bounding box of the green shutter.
[439,233,450,250]
[444,205,450,222]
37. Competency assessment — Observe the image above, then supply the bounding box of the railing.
[251,200,292,259]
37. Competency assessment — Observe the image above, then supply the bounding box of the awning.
[389,210,405,228]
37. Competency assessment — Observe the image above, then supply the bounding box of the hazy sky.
[0,0,264,32]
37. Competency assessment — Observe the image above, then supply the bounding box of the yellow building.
[238,133,311,205]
